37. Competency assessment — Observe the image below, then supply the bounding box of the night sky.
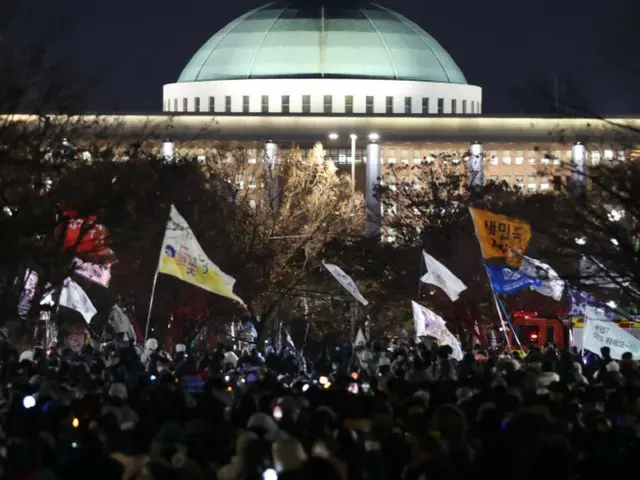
[15,0,640,115]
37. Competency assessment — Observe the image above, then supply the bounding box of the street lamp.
[368,132,380,142]
[350,134,357,192]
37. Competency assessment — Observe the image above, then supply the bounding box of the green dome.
[178,1,467,84]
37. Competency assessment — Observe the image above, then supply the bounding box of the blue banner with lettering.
[485,264,542,295]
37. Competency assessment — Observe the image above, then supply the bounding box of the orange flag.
[469,207,531,268]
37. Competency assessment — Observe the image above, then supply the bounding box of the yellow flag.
[158,205,244,304]
[469,207,531,268]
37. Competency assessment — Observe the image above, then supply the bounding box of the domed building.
[163,1,481,116]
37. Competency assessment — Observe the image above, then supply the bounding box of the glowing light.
[72,417,80,428]
[328,133,339,140]
[22,396,36,409]
[368,132,380,141]
[575,237,586,245]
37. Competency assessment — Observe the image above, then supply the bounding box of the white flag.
[411,301,463,360]
[519,256,565,301]
[354,328,367,346]
[420,252,467,302]
[59,277,97,323]
[583,317,640,359]
[159,205,243,304]
[109,304,137,340]
[322,261,368,306]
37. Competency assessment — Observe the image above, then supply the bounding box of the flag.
[322,261,368,306]
[354,328,367,346]
[18,269,39,318]
[484,264,541,295]
[411,301,463,360]
[519,256,565,301]
[73,258,112,288]
[420,251,467,302]
[158,205,243,304]
[583,317,640,359]
[58,277,97,323]
[469,208,531,268]
[568,289,613,319]
[109,304,137,341]
[284,328,296,351]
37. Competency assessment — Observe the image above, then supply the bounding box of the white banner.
[583,318,640,359]
[322,261,368,306]
[109,304,136,340]
[73,258,112,287]
[420,252,467,302]
[59,277,97,324]
[411,301,463,360]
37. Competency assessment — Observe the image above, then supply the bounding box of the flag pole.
[495,294,525,351]
[483,266,513,349]
[144,269,159,343]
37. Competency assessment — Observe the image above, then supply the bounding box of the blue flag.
[568,289,614,319]
[485,264,542,295]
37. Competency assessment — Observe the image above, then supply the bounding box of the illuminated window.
[591,151,600,166]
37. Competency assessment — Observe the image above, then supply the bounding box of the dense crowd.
[1,335,639,480]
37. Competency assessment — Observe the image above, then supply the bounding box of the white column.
[365,141,382,237]
[265,140,280,211]
[162,139,175,164]
[350,134,357,192]
[468,141,484,188]
[571,142,587,197]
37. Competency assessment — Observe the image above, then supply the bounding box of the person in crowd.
[1,330,639,480]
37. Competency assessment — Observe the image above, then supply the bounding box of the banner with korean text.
[469,208,531,268]
[583,317,640,359]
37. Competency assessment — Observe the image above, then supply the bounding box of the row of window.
[487,149,626,166]
[165,95,481,115]
[380,148,626,164]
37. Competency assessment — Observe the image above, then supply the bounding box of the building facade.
[5,1,638,236]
